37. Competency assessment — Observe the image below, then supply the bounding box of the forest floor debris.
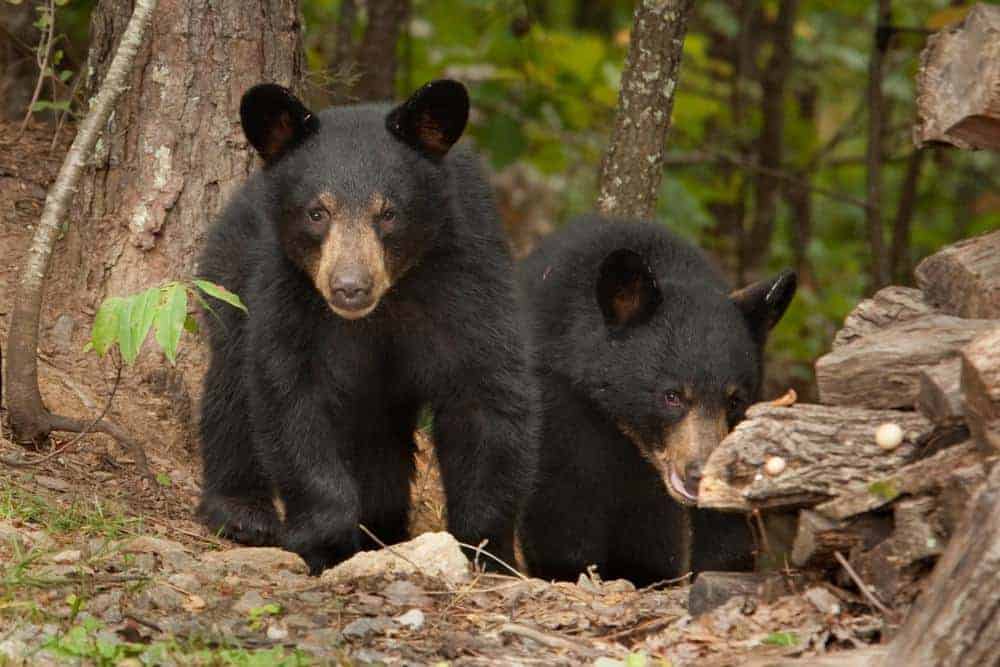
[0,431,889,666]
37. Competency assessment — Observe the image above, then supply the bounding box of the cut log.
[962,327,1000,452]
[849,496,945,603]
[791,510,892,569]
[916,358,964,424]
[816,315,998,409]
[884,464,1000,667]
[815,441,982,521]
[698,404,932,512]
[914,3,1000,150]
[831,286,932,349]
[914,230,1000,320]
[936,462,987,535]
[687,571,791,616]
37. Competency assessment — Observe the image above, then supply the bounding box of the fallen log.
[916,358,964,425]
[914,3,1000,150]
[914,229,1000,320]
[814,440,982,521]
[848,496,945,603]
[791,510,891,569]
[831,286,932,349]
[962,327,1000,452]
[815,315,998,409]
[698,404,933,512]
[884,464,1000,667]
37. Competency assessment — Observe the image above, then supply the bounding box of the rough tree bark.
[4,0,158,451]
[596,0,696,220]
[885,463,1000,667]
[42,0,303,451]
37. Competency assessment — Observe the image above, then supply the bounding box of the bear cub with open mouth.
[518,215,796,585]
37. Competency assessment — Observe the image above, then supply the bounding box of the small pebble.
[764,456,786,476]
[875,423,904,451]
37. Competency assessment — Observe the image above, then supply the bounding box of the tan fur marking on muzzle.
[313,193,392,319]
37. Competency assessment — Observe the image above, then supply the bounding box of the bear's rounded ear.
[596,249,662,329]
[240,84,319,165]
[729,269,797,344]
[385,79,469,159]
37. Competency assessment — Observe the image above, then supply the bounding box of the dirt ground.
[1,121,889,665]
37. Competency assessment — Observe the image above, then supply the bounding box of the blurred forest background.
[2,0,999,397]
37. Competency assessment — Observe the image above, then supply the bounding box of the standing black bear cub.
[518,216,796,586]
[198,80,536,574]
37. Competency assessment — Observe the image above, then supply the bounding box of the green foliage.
[88,280,245,366]
[247,602,283,630]
[868,479,900,502]
[42,618,312,666]
[0,486,140,539]
[763,631,799,647]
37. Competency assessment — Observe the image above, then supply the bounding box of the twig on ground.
[0,364,122,469]
[601,614,681,642]
[457,540,528,580]
[636,571,693,592]
[500,622,594,653]
[834,550,899,623]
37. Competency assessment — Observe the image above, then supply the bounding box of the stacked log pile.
[699,229,1000,613]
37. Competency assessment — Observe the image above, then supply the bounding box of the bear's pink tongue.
[669,466,698,504]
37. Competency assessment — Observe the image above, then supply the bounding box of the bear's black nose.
[330,274,374,311]
[683,462,702,497]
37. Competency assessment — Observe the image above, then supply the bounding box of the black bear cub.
[518,216,796,586]
[198,80,536,574]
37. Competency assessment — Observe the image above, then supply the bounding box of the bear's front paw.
[285,521,361,576]
[198,494,284,547]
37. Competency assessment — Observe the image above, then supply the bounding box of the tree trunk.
[864,0,892,291]
[45,0,302,450]
[352,0,411,102]
[888,148,926,284]
[743,0,797,277]
[596,0,696,220]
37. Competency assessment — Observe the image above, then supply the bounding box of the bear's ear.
[730,269,797,343]
[596,249,662,328]
[386,79,469,159]
[240,84,319,165]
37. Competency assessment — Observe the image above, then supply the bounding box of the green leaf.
[59,69,73,82]
[154,283,188,364]
[183,315,199,333]
[868,480,899,502]
[123,287,160,365]
[91,297,123,356]
[155,472,172,487]
[116,294,138,364]
[193,279,247,313]
[763,632,799,647]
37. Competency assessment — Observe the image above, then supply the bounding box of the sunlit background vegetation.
[9,0,1000,396]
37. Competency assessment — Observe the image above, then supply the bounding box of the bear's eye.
[307,207,328,223]
[664,391,684,408]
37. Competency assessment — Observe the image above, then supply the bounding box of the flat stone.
[34,475,70,492]
[232,590,268,615]
[394,608,425,630]
[322,532,469,584]
[201,547,308,577]
[50,549,82,564]
[342,616,394,639]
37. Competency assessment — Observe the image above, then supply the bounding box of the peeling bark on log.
[791,510,891,569]
[698,404,932,512]
[936,462,988,535]
[914,229,1000,320]
[815,441,982,521]
[849,496,945,603]
[962,327,1000,452]
[914,3,1000,150]
[816,315,998,409]
[885,464,1000,667]
[917,358,964,424]
[831,286,932,349]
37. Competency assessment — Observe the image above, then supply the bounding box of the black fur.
[517,216,795,585]
[198,80,537,575]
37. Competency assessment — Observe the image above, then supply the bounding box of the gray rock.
[201,547,308,577]
[232,590,268,615]
[382,580,431,607]
[342,616,395,639]
[394,608,425,630]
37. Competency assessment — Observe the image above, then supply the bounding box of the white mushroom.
[764,456,786,476]
[875,423,904,451]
